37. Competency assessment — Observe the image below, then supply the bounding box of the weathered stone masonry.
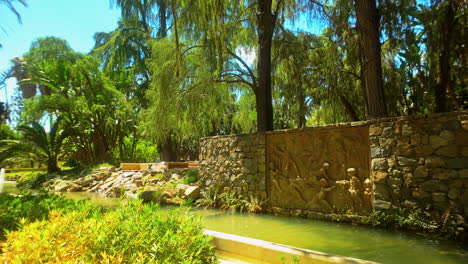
[199,133,267,200]
[370,112,468,220]
[199,111,468,223]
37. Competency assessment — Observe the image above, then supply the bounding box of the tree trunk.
[256,0,274,132]
[435,0,454,113]
[355,0,388,119]
[47,157,60,174]
[157,0,167,38]
[160,137,177,161]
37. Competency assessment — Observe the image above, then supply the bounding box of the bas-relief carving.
[267,127,372,215]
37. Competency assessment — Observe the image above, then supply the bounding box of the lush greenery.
[0,193,100,238]
[0,194,218,263]
[0,0,465,168]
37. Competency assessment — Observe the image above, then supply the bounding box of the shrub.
[182,169,199,184]
[1,200,218,264]
[0,193,99,238]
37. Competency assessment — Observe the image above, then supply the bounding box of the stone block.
[455,131,468,146]
[373,171,388,183]
[432,168,457,180]
[404,173,414,187]
[459,169,468,179]
[402,124,413,137]
[430,135,449,149]
[448,188,461,200]
[371,146,390,158]
[432,192,447,202]
[374,200,392,210]
[372,158,388,170]
[397,156,417,166]
[414,166,429,178]
[388,177,402,188]
[447,158,468,169]
[421,180,444,192]
[412,188,430,199]
[395,144,414,156]
[369,126,383,136]
[435,146,458,157]
[374,183,391,200]
[462,147,468,157]
[425,156,446,168]
[415,145,434,156]
[382,127,394,137]
[440,130,455,141]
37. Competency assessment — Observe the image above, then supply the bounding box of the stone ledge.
[204,229,378,264]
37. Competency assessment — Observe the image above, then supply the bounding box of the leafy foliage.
[1,199,218,264]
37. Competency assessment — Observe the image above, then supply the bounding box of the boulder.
[184,186,200,200]
[54,180,73,192]
[176,184,189,197]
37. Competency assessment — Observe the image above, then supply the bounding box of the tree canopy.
[4,0,466,164]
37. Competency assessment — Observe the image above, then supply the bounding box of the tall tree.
[355,0,388,119]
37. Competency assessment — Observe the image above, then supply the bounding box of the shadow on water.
[2,184,467,264]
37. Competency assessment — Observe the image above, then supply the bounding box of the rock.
[397,157,417,166]
[135,180,143,187]
[388,177,402,188]
[67,184,82,192]
[122,172,134,178]
[382,127,394,137]
[460,169,468,178]
[402,124,413,137]
[402,200,417,208]
[132,172,143,181]
[80,177,94,187]
[412,188,430,199]
[432,169,456,180]
[435,146,458,157]
[421,180,446,192]
[54,181,72,192]
[375,184,391,200]
[425,156,446,168]
[176,184,189,197]
[446,158,468,169]
[372,158,388,170]
[369,126,383,136]
[452,214,465,226]
[374,200,392,210]
[404,173,414,187]
[430,135,449,149]
[396,144,414,156]
[373,171,388,183]
[171,173,180,181]
[414,166,429,178]
[455,131,468,146]
[184,186,200,200]
[448,188,461,200]
[439,130,455,141]
[148,178,160,184]
[432,192,447,202]
[415,145,434,156]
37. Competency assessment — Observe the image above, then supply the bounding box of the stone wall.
[370,112,468,221]
[199,133,267,200]
[199,111,468,224]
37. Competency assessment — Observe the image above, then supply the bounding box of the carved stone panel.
[267,127,372,215]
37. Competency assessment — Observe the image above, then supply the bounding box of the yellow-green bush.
[1,200,218,264]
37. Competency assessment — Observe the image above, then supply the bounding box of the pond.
[2,182,468,264]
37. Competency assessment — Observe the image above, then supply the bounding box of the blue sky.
[0,0,121,104]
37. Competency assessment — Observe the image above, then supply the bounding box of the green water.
[2,182,467,264]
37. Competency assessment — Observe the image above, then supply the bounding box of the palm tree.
[1,0,27,48]
[1,117,73,173]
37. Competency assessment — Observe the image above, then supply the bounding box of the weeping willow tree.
[141,37,236,160]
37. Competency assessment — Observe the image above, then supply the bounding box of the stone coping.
[203,229,379,264]
[120,162,198,171]
[200,111,467,140]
